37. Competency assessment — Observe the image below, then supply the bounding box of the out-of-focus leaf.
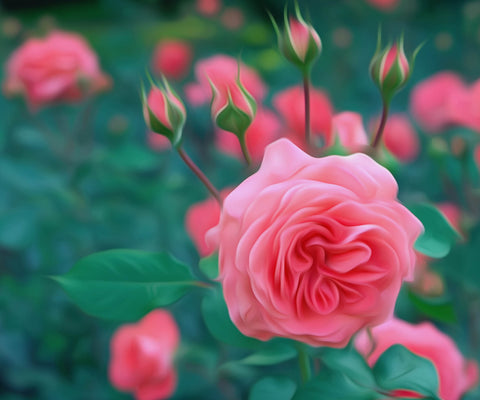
[249,376,297,400]
[407,289,456,323]
[199,253,219,280]
[53,249,199,321]
[408,203,460,258]
[240,340,297,366]
[0,208,37,250]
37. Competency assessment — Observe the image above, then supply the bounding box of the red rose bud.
[270,3,321,73]
[370,33,420,103]
[210,73,256,138]
[142,77,186,148]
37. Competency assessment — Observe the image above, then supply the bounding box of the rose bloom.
[185,189,232,257]
[207,138,422,347]
[356,318,479,400]
[410,72,467,133]
[3,30,110,109]
[370,114,419,162]
[196,0,221,16]
[365,0,399,10]
[109,310,179,400]
[273,85,333,150]
[331,111,369,153]
[151,40,192,80]
[184,54,266,106]
[216,107,281,163]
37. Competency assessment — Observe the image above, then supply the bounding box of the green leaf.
[201,287,260,348]
[249,376,297,400]
[240,340,297,366]
[407,289,456,323]
[0,208,37,250]
[199,253,219,280]
[293,368,378,400]
[373,344,440,399]
[408,203,460,258]
[53,249,198,321]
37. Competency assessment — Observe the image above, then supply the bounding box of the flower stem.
[238,133,252,166]
[177,146,223,206]
[371,101,389,149]
[303,73,312,149]
[296,343,312,383]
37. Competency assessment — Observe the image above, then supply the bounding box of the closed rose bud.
[271,3,321,73]
[210,72,256,138]
[370,34,419,104]
[142,78,186,148]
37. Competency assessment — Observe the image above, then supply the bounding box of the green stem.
[371,101,389,149]
[239,133,252,166]
[177,146,223,206]
[296,343,312,383]
[303,73,312,149]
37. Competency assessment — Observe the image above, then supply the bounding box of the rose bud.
[151,39,193,81]
[210,69,256,147]
[142,77,186,148]
[370,33,420,103]
[109,310,180,400]
[270,3,322,73]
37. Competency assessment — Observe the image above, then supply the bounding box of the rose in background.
[109,310,179,400]
[208,138,422,347]
[365,0,400,11]
[151,40,193,81]
[184,54,266,107]
[3,30,110,110]
[356,318,479,400]
[273,85,333,150]
[331,111,369,153]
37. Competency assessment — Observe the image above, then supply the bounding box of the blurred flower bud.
[210,70,256,138]
[370,32,420,104]
[142,77,186,148]
[270,3,321,73]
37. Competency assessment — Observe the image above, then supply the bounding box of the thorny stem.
[177,146,223,206]
[371,101,389,149]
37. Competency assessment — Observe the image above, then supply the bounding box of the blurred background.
[1,0,480,399]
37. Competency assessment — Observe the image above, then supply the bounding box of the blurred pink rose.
[356,318,479,400]
[185,189,231,257]
[196,0,221,16]
[147,131,170,151]
[331,111,369,152]
[410,72,467,133]
[109,310,179,400]
[3,30,110,109]
[184,55,266,106]
[437,202,461,233]
[370,114,419,162]
[365,0,399,10]
[273,85,333,150]
[151,40,192,80]
[448,79,480,133]
[221,7,245,30]
[216,107,281,163]
[208,138,422,347]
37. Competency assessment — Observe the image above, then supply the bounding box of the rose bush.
[3,30,110,109]
[208,138,423,347]
[109,310,179,400]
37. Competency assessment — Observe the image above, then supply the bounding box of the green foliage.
[53,249,200,321]
[199,253,219,280]
[408,203,460,258]
[249,376,297,400]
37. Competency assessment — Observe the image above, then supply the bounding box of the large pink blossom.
[208,139,422,347]
[109,310,179,400]
[3,30,110,109]
[356,318,479,400]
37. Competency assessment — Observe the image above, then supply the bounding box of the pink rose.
[196,0,221,16]
[448,78,480,133]
[220,7,245,30]
[331,111,369,152]
[109,310,179,400]
[216,107,281,163]
[370,114,419,162]
[184,55,266,106]
[356,318,479,400]
[3,30,110,109]
[365,0,399,10]
[185,189,231,257]
[151,40,193,80]
[147,131,170,151]
[208,139,422,347]
[273,85,333,150]
[410,72,467,133]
